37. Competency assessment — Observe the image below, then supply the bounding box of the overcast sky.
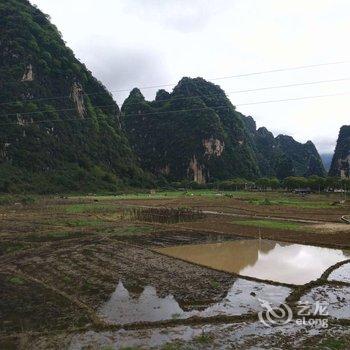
[30,0,350,153]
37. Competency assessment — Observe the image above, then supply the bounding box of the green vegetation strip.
[106,225,153,237]
[233,219,303,230]
[65,203,118,214]
[8,276,25,285]
[249,198,332,209]
[78,190,247,201]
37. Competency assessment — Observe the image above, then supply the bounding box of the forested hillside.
[122,78,259,183]
[329,125,350,178]
[0,0,145,192]
[0,1,327,191]
[123,77,325,183]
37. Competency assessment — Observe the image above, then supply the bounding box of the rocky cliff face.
[0,0,143,191]
[275,136,325,178]
[243,116,325,179]
[329,126,350,178]
[122,78,260,183]
[122,77,325,182]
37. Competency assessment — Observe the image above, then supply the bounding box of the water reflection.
[301,284,350,319]
[328,263,350,283]
[99,281,185,324]
[156,240,350,284]
[98,279,291,324]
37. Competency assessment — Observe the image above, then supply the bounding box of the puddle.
[156,239,350,284]
[328,262,350,283]
[98,281,186,324]
[98,280,290,324]
[68,326,204,350]
[301,284,350,319]
[66,320,341,350]
[200,278,290,317]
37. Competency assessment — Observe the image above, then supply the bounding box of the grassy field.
[78,189,345,208]
[247,197,333,209]
[232,219,304,230]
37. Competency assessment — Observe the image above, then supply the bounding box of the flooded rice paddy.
[301,284,350,319]
[2,192,350,349]
[98,279,291,324]
[68,321,341,350]
[328,262,350,283]
[156,239,350,285]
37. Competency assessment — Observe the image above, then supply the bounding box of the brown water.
[156,239,350,285]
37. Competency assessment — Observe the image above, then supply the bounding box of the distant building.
[293,188,311,195]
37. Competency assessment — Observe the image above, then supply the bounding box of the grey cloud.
[313,136,337,154]
[80,45,171,104]
[122,0,231,33]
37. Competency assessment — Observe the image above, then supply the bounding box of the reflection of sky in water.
[98,279,291,324]
[99,281,185,324]
[158,240,350,285]
[301,284,350,319]
[241,242,349,284]
[200,278,290,317]
[328,263,350,283]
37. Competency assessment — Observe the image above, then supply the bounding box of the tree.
[283,177,308,190]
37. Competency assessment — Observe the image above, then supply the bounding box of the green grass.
[161,342,184,350]
[0,196,12,205]
[46,231,71,238]
[63,276,72,284]
[171,313,181,320]
[0,195,36,206]
[64,219,106,227]
[249,198,332,209]
[8,276,25,285]
[194,333,214,344]
[74,190,248,201]
[65,203,118,214]
[233,219,303,231]
[209,280,220,289]
[116,191,184,199]
[320,338,348,349]
[71,191,337,209]
[2,242,27,253]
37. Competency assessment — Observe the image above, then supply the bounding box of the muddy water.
[156,239,350,285]
[328,262,350,283]
[98,280,290,324]
[66,320,345,350]
[301,284,350,319]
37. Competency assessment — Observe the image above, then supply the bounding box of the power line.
[0,90,349,127]
[209,60,350,81]
[1,59,350,106]
[225,77,350,95]
[236,91,350,106]
[1,76,350,118]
